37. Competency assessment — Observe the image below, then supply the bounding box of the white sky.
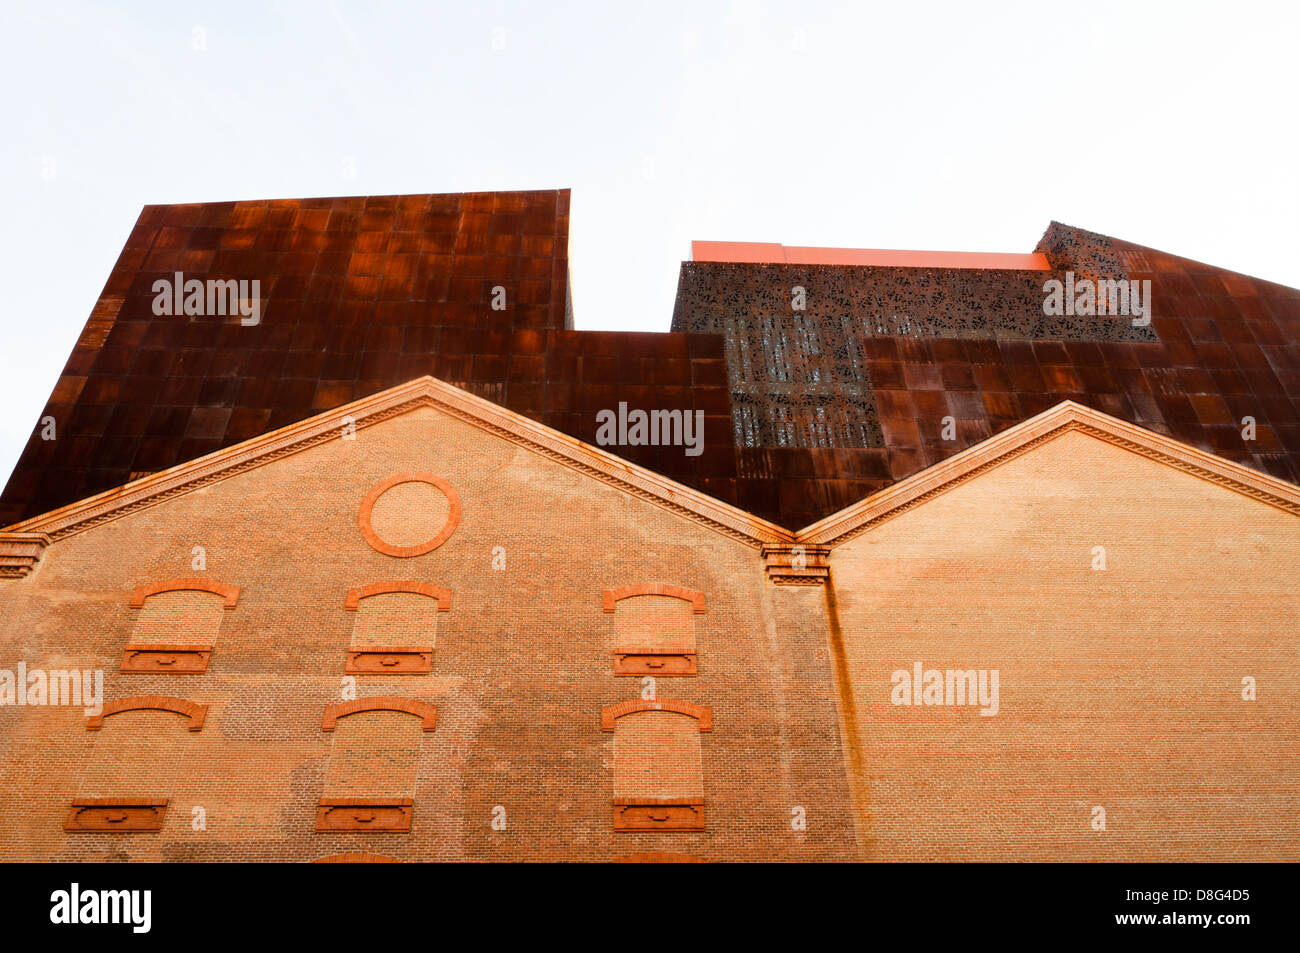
[2,0,1298,492]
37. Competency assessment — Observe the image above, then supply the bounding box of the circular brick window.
[358,473,461,557]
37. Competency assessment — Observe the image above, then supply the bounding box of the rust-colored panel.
[4,212,1298,533]
[0,190,571,525]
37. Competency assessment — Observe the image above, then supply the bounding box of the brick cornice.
[344,580,451,611]
[88,696,207,731]
[322,697,437,731]
[601,699,712,731]
[796,400,1300,548]
[761,544,831,585]
[2,376,793,548]
[602,584,706,613]
[130,577,240,609]
[0,532,50,579]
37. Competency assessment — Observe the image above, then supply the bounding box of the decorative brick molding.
[0,532,50,579]
[345,646,433,675]
[9,381,1294,556]
[602,585,706,613]
[3,377,792,550]
[343,581,452,611]
[88,696,207,731]
[613,851,711,863]
[121,644,212,674]
[601,699,712,732]
[312,852,402,863]
[761,544,831,585]
[129,577,240,609]
[321,697,437,732]
[358,473,462,558]
[607,586,702,676]
[612,652,697,676]
[65,798,169,833]
[796,401,1300,546]
[315,798,413,833]
[612,798,706,832]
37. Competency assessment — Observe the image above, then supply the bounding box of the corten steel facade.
[2,192,1298,532]
[673,223,1300,527]
[0,189,737,530]
[0,189,1298,862]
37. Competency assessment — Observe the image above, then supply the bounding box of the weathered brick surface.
[830,429,1300,860]
[610,595,695,656]
[0,405,858,861]
[612,710,703,801]
[323,711,424,798]
[2,391,1295,861]
[131,590,227,648]
[349,592,442,650]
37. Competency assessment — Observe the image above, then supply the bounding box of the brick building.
[0,190,1296,861]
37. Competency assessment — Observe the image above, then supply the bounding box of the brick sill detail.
[65,798,168,832]
[613,798,706,831]
[121,644,212,673]
[615,852,711,863]
[316,798,413,832]
[612,652,697,676]
[345,646,433,675]
[313,852,402,863]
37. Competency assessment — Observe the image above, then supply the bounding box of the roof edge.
[10,391,1296,558]
[691,240,1050,271]
[795,400,1300,547]
[2,376,793,549]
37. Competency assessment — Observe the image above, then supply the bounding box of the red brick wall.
[610,595,696,655]
[0,405,857,861]
[612,711,703,801]
[830,429,1300,860]
[3,403,1294,860]
[131,590,227,648]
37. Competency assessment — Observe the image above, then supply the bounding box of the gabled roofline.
[795,400,1300,547]
[0,376,793,549]
[5,389,1296,558]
